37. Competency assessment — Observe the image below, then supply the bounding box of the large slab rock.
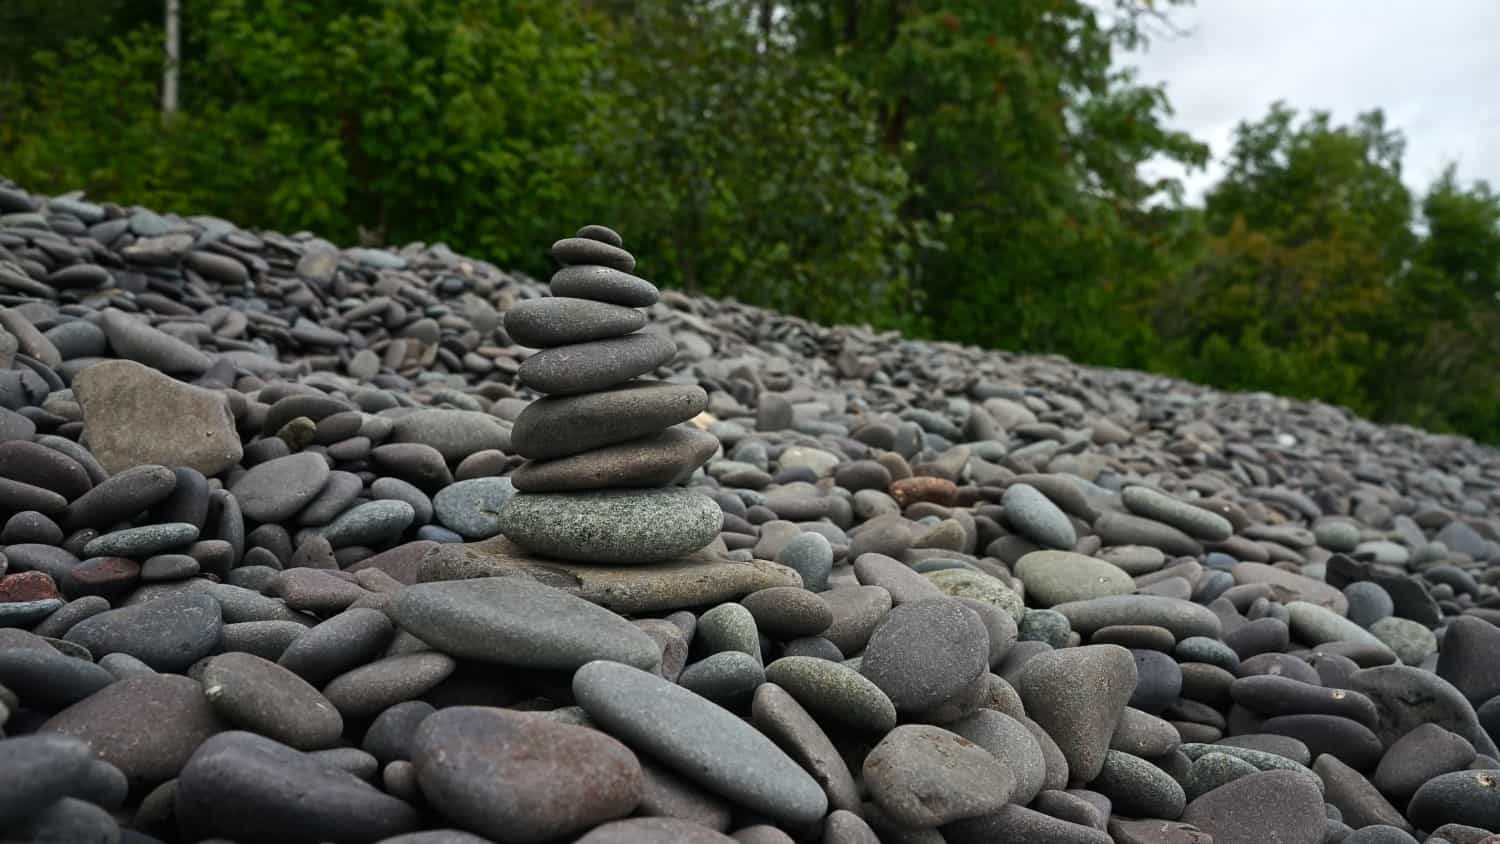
[74,359,241,476]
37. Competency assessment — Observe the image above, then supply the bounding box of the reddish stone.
[0,570,61,603]
[889,476,959,508]
[64,556,142,599]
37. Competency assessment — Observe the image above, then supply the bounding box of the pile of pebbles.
[2,177,1500,844]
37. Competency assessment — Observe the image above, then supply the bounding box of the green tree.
[582,0,928,329]
[1386,169,1500,435]
[3,0,606,272]
[1157,103,1500,441]
[778,0,1209,358]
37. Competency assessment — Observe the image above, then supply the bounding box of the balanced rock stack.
[496,225,723,564]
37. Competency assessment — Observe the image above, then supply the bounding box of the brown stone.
[889,477,959,508]
[0,571,60,602]
[62,557,142,600]
[41,673,226,790]
[416,536,802,614]
[412,706,642,843]
[74,359,242,476]
[344,540,440,585]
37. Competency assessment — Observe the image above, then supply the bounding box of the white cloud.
[1118,0,1500,204]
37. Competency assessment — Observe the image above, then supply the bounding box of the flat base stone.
[417,536,802,614]
[497,487,721,564]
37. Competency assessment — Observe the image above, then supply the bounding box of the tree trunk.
[162,0,180,120]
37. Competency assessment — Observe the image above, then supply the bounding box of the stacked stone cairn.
[496,225,723,564]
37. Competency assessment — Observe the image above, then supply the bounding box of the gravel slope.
[2,180,1500,843]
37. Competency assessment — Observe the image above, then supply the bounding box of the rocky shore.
[2,178,1500,844]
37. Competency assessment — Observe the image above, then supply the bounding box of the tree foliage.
[1,1,1497,441]
[1152,103,1500,437]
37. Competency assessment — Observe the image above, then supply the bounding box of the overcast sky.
[1118,1,1500,204]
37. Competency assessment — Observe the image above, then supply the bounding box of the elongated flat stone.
[573,660,827,826]
[511,428,718,492]
[498,488,720,564]
[549,264,658,306]
[1053,595,1222,640]
[552,238,636,273]
[517,333,677,396]
[1121,486,1233,542]
[511,381,708,461]
[416,536,801,614]
[389,576,661,671]
[504,296,648,348]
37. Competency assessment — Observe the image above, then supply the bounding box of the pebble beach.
[2,179,1500,843]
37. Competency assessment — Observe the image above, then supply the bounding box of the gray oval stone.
[318,499,416,548]
[42,673,226,791]
[511,381,707,461]
[63,591,222,672]
[765,656,897,733]
[83,522,199,559]
[1014,644,1137,783]
[1121,486,1233,542]
[1002,484,1076,549]
[511,428,718,493]
[230,454,333,523]
[860,599,989,719]
[1052,595,1222,640]
[549,264,659,306]
[201,652,343,750]
[432,477,515,539]
[863,724,1015,828]
[322,652,456,719]
[572,660,827,826]
[1014,550,1133,606]
[498,488,721,564]
[518,333,678,396]
[504,296,649,348]
[389,576,661,671]
[0,734,96,830]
